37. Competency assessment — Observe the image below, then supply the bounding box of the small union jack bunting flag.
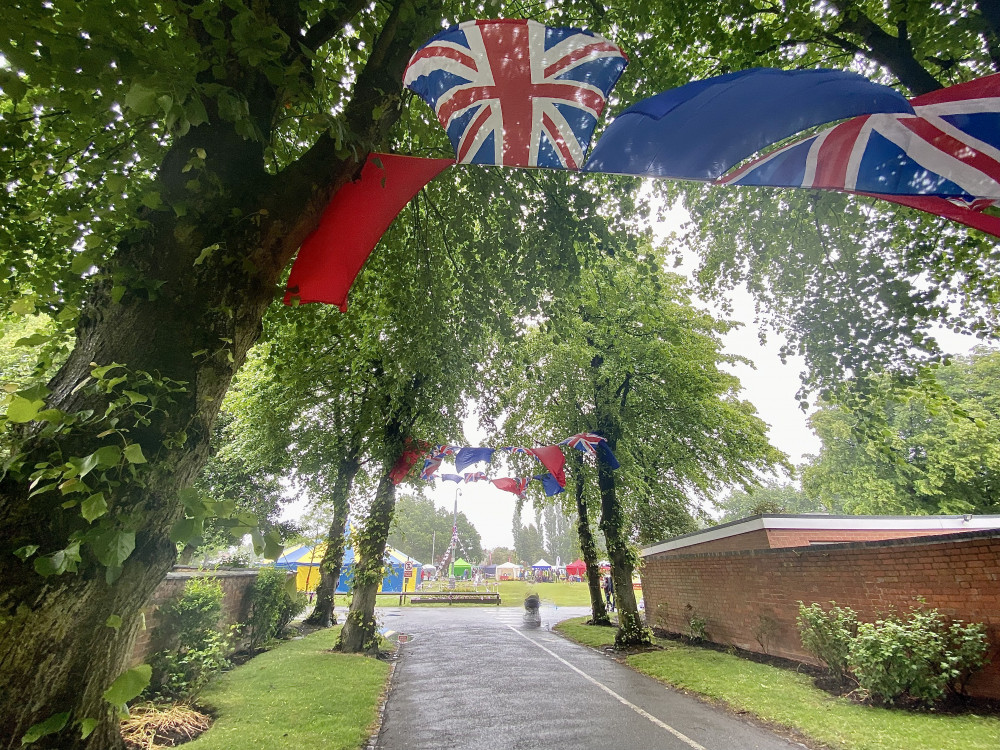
[404,19,627,169]
[559,432,605,454]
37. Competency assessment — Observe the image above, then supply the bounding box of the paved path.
[375,605,803,750]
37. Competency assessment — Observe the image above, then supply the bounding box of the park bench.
[374,590,501,605]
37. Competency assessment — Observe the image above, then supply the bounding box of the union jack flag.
[501,446,534,455]
[721,74,1000,201]
[559,432,606,454]
[420,458,441,481]
[403,19,627,169]
[464,472,489,483]
[431,445,458,460]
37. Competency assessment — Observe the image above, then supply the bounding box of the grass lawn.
[495,580,596,607]
[185,626,388,750]
[555,617,1000,750]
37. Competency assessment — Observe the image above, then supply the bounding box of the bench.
[409,591,501,605]
[373,591,501,605]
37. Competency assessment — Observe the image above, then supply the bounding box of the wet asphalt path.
[375,605,803,750]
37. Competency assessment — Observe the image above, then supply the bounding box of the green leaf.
[6,396,43,423]
[33,542,81,577]
[20,711,69,744]
[78,718,99,739]
[105,614,123,630]
[193,243,220,265]
[262,529,284,561]
[91,529,135,567]
[169,516,203,544]
[14,545,39,560]
[75,451,102,478]
[94,445,122,467]
[81,493,108,523]
[123,444,147,464]
[123,83,159,115]
[102,664,151,708]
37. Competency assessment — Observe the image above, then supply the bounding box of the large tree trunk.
[305,454,361,627]
[0,1,439,745]
[590,359,649,650]
[337,436,402,653]
[597,447,649,649]
[571,452,610,626]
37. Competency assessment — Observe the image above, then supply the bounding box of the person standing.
[603,574,615,612]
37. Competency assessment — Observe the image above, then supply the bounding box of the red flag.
[389,439,431,485]
[491,477,529,496]
[531,445,567,487]
[284,153,454,310]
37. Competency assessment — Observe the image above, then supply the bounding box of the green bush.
[797,602,858,683]
[245,568,305,651]
[145,576,235,701]
[848,609,989,705]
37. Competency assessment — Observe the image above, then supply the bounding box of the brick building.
[639,514,1000,700]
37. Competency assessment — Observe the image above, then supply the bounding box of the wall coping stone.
[642,527,1000,563]
[641,513,1000,557]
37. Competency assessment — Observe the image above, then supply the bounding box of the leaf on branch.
[20,711,69,745]
[103,664,152,711]
[6,395,43,423]
[81,493,108,523]
[123,444,147,464]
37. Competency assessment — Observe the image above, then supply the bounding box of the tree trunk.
[337,462,399,653]
[305,454,361,627]
[0,0,440,744]
[571,452,610,626]
[597,447,649,650]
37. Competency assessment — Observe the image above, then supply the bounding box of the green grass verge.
[186,627,389,750]
[555,617,1000,750]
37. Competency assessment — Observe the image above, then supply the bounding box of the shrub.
[797,602,858,683]
[848,608,989,705]
[245,568,305,651]
[145,576,234,701]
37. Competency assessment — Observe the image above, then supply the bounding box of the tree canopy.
[802,348,1000,515]
[2,0,998,745]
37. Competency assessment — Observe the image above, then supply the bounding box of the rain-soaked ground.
[375,604,805,750]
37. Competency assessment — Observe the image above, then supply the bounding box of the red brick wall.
[131,567,263,665]
[640,530,1000,699]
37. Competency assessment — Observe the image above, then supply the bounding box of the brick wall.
[640,529,1000,699]
[131,567,262,665]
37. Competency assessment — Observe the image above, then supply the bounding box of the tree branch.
[827,0,942,94]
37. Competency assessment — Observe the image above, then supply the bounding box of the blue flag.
[455,447,496,473]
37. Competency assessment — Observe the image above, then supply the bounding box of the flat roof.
[640,513,1000,557]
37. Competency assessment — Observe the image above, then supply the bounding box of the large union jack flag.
[403,19,627,169]
[720,74,1000,201]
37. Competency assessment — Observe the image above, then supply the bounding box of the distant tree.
[714,480,823,523]
[515,521,546,567]
[387,494,482,566]
[802,349,1000,515]
[486,546,515,565]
